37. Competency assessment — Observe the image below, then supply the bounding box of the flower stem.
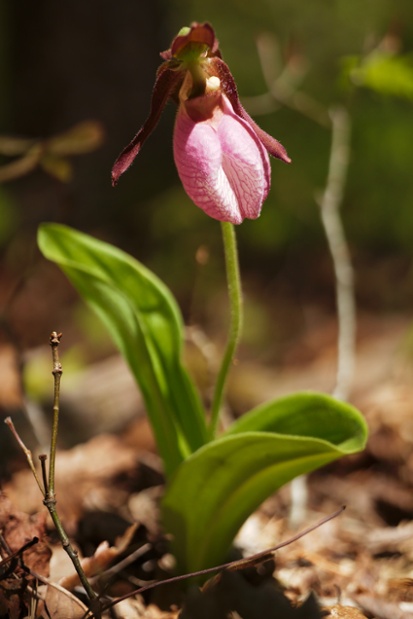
[208,222,243,439]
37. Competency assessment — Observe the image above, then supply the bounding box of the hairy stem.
[208,222,243,439]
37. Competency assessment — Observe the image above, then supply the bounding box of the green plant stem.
[208,222,243,439]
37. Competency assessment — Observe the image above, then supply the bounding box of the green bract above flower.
[111,22,291,224]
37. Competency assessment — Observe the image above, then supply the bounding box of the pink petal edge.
[173,95,271,224]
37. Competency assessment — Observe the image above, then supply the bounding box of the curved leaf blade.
[226,391,367,452]
[38,223,207,477]
[162,392,367,573]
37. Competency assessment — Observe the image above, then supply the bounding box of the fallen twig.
[100,506,346,615]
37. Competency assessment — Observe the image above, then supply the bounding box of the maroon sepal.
[111,65,183,186]
[210,57,291,164]
[160,22,221,61]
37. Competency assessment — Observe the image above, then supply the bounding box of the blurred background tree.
[1,0,413,353]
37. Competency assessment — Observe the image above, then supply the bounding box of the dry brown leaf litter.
[2,313,413,617]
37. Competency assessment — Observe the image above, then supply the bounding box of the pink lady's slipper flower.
[112,23,290,224]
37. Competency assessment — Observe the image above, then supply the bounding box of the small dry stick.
[4,417,45,495]
[290,111,354,526]
[292,109,354,525]
[48,331,63,499]
[318,107,355,401]
[6,332,99,615]
[100,506,345,615]
[0,535,39,571]
[42,332,99,609]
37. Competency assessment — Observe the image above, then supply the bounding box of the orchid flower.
[112,22,290,224]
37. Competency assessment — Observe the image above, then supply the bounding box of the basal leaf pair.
[38,224,367,574]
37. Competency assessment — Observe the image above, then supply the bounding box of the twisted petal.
[173,95,271,224]
[111,65,183,186]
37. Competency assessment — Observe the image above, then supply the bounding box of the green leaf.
[226,392,366,452]
[162,392,367,573]
[348,51,413,100]
[38,223,207,477]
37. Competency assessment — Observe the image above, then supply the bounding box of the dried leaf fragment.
[325,604,368,618]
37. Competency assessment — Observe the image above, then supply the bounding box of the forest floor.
[1,305,413,618]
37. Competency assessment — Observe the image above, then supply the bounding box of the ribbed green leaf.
[226,392,366,451]
[38,223,207,477]
[162,392,367,573]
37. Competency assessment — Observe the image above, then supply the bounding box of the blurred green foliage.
[346,49,413,100]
